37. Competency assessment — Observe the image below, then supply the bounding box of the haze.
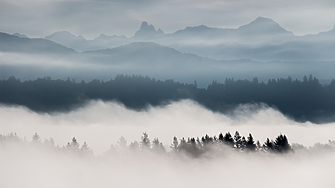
[1,100,335,188]
[1,100,335,155]
[1,0,335,187]
[1,0,335,38]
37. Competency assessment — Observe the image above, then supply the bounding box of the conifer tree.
[245,133,256,151]
[140,132,151,150]
[234,131,242,149]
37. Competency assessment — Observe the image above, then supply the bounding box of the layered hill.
[0,32,76,54]
[40,17,335,61]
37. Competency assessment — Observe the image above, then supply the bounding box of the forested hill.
[1,75,334,123]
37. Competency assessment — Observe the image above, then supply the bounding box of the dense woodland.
[1,75,335,123]
[2,131,335,158]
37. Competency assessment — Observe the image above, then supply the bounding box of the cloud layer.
[1,100,334,155]
[1,100,335,188]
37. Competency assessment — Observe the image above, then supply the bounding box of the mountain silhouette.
[236,17,294,37]
[0,32,77,54]
[82,42,215,67]
[45,31,88,51]
[12,33,28,38]
[133,21,165,39]
[45,31,86,41]
[6,16,332,61]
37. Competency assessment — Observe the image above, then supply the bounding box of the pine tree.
[140,132,151,150]
[80,142,93,157]
[234,131,242,149]
[223,132,234,147]
[170,136,179,152]
[245,133,256,152]
[274,134,292,153]
[152,138,165,153]
[263,138,275,152]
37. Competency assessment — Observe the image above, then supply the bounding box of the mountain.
[169,17,293,41]
[302,24,335,41]
[45,31,89,52]
[94,34,127,41]
[21,17,333,61]
[82,42,216,67]
[133,21,165,39]
[0,32,77,54]
[12,33,28,38]
[236,17,294,37]
[45,31,86,42]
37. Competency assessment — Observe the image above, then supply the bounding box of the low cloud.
[1,100,334,155]
[1,100,335,188]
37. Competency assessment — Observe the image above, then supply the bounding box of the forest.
[1,75,335,123]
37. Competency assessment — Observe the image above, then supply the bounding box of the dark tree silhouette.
[234,131,242,149]
[245,133,256,152]
[241,136,247,150]
[274,134,293,153]
[223,132,234,147]
[263,138,275,152]
[1,75,335,123]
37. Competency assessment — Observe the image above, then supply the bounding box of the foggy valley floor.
[1,100,335,188]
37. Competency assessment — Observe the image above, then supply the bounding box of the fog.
[1,100,335,155]
[1,52,335,88]
[1,100,335,188]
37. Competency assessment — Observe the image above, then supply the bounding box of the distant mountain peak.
[238,16,293,36]
[157,28,165,35]
[12,33,28,38]
[45,31,86,40]
[254,16,272,22]
[133,21,165,39]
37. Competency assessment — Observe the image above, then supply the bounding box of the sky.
[0,0,335,39]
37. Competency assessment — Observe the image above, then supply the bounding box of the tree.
[32,132,41,143]
[140,132,150,150]
[66,137,80,154]
[222,132,234,147]
[234,131,242,149]
[170,136,179,152]
[117,136,127,149]
[241,136,247,150]
[80,142,93,157]
[245,133,256,152]
[263,138,275,152]
[274,134,292,153]
[115,136,128,155]
[152,138,166,153]
[129,141,140,152]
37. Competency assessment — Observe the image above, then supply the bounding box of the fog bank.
[1,100,334,155]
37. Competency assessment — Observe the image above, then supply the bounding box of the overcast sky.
[0,0,334,39]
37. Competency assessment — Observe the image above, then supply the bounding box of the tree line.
[0,131,294,158]
[2,131,335,159]
[1,75,334,123]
